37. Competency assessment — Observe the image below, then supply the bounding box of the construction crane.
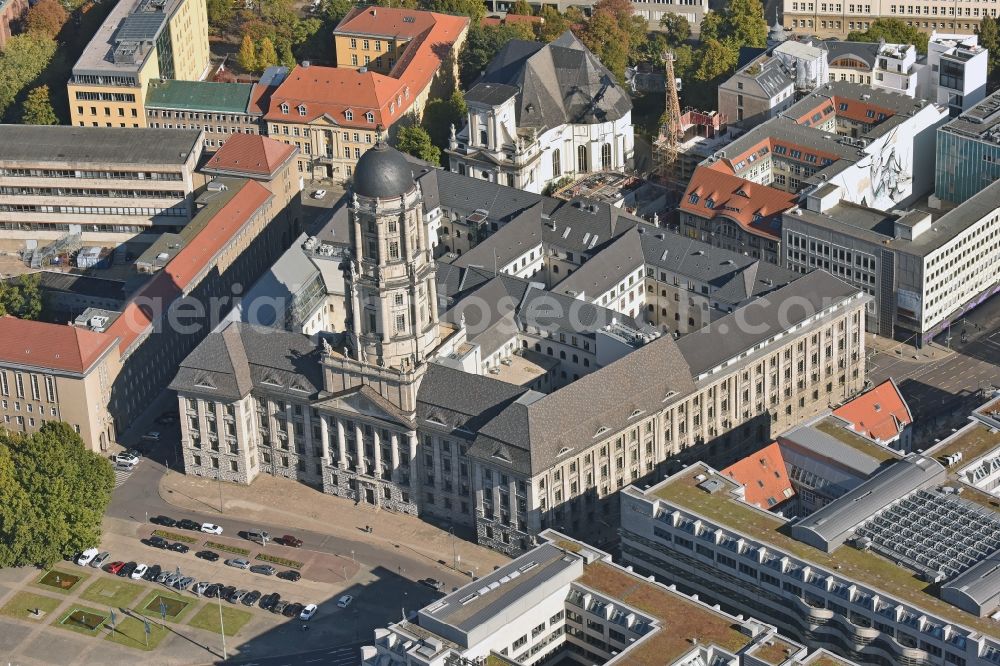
[654,51,683,184]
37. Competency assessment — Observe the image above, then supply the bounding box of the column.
[336,418,348,469]
[373,428,382,480]
[355,424,365,476]
[320,415,330,464]
[390,432,400,483]
[408,431,418,489]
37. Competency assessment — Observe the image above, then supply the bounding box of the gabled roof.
[203,134,297,178]
[680,167,797,240]
[0,316,117,375]
[833,378,912,442]
[722,442,795,510]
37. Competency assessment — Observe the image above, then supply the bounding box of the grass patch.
[79,577,143,608]
[136,590,195,622]
[187,603,252,637]
[204,541,250,556]
[254,553,302,569]
[152,529,198,544]
[54,605,108,637]
[35,568,86,594]
[0,591,63,621]
[106,615,169,651]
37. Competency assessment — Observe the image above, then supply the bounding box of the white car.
[131,564,148,580]
[76,548,99,566]
[115,451,140,465]
[200,523,223,535]
[337,595,353,608]
[311,189,327,199]
[299,603,318,620]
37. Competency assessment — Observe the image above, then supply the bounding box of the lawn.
[136,590,195,622]
[34,568,87,594]
[105,615,169,651]
[0,591,63,621]
[79,577,143,608]
[187,603,252,637]
[54,604,109,637]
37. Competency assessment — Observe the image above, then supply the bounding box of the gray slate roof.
[478,31,631,130]
[0,125,201,166]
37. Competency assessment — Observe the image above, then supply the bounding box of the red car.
[277,535,303,548]
[106,561,126,574]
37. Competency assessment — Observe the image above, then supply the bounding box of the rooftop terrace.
[651,467,1000,636]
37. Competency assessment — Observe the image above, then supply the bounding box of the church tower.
[344,136,441,371]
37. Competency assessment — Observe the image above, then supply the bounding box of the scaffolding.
[654,51,683,185]
[24,231,83,269]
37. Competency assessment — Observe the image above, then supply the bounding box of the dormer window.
[365,111,374,123]
[705,198,715,209]
[298,104,306,116]
[389,102,395,115]
[280,103,289,114]
[594,426,609,438]
[688,193,699,204]
[345,109,354,121]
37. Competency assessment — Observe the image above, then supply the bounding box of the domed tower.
[344,137,440,371]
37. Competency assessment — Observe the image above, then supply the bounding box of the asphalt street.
[222,640,366,666]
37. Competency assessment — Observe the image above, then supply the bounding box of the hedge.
[152,530,197,544]
[254,553,303,570]
[204,541,250,557]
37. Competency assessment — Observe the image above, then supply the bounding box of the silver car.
[224,557,250,570]
[89,551,111,569]
[162,572,182,587]
[174,576,195,591]
[193,581,211,596]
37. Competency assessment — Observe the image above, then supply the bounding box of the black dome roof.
[352,140,414,199]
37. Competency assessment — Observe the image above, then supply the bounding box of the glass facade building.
[934,90,1000,204]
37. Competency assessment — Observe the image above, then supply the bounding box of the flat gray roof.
[72,0,186,76]
[939,88,1000,144]
[0,125,201,166]
[778,424,886,477]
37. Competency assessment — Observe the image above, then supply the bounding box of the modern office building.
[782,175,1000,344]
[362,532,859,666]
[68,0,210,128]
[782,0,992,38]
[621,456,1000,664]
[144,79,261,151]
[935,89,1000,204]
[448,32,633,194]
[0,125,203,243]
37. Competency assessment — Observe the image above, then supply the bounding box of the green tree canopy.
[508,0,533,14]
[659,13,690,46]
[577,10,629,84]
[0,35,57,120]
[258,37,279,70]
[0,423,114,568]
[847,18,929,53]
[978,17,1000,81]
[459,22,535,87]
[694,37,738,81]
[0,274,44,319]
[396,124,441,165]
[237,33,258,73]
[699,10,723,41]
[722,0,767,49]
[22,86,58,126]
[320,0,354,24]
[24,0,68,38]
[424,0,486,23]
[538,5,570,41]
[205,0,234,34]
[423,89,467,150]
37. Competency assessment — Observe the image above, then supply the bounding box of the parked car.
[219,585,237,600]
[204,584,222,599]
[196,550,220,562]
[177,519,200,531]
[106,561,126,575]
[163,572,183,587]
[131,564,148,580]
[175,576,195,591]
[90,552,110,569]
[245,530,270,544]
[144,565,162,581]
[283,602,304,618]
[168,542,190,554]
[119,562,138,578]
[201,523,223,535]
[147,536,169,549]
[299,603,317,620]
[193,581,211,596]
[276,534,303,548]
[225,557,250,570]
[242,590,262,607]
[141,431,160,442]
[151,515,177,527]
[155,571,171,584]
[276,570,301,582]
[115,459,138,472]
[76,548,99,566]
[227,589,248,604]
[421,578,444,590]
[249,564,276,576]
[311,189,327,199]
[337,595,353,608]
[260,593,279,610]
[271,600,288,615]
[115,451,140,466]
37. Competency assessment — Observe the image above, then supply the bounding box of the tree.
[424,0,485,23]
[205,0,235,33]
[459,23,534,87]
[321,0,354,24]
[978,17,1000,81]
[723,0,767,49]
[396,125,441,165]
[0,274,43,319]
[659,13,690,46]
[0,423,114,568]
[847,18,929,53]
[699,10,723,42]
[694,37,738,81]
[538,5,569,42]
[24,0,68,38]
[587,0,647,64]
[423,89,467,149]
[577,10,629,84]
[237,34,258,73]
[0,35,58,120]
[280,40,297,69]
[258,37,279,70]
[508,0,533,14]
[22,86,58,126]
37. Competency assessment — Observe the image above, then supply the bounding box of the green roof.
[145,80,253,114]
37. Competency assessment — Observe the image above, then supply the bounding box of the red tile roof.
[680,167,797,240]
[722,442,795,510]
[0,315,117,374]
[204,134,296,177]
[265,8,468,130]
[833,379,912,443]
[104,180,273,356]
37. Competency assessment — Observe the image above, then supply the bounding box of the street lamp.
[449,525,457,570]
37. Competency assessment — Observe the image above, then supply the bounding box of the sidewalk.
[158,471,509,577]
[866,332,954,363]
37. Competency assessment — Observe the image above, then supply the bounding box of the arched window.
[601,143,612,170]
[345,110,354,121]
[365,112,374,123]
[552,148,561,177]
[577,145,588,172]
